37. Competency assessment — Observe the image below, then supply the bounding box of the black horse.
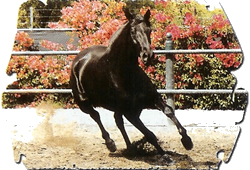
[70,9,193,157]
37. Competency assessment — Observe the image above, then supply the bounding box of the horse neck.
[106,22,138,67]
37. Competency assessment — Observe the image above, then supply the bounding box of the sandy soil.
[12,104,239,169]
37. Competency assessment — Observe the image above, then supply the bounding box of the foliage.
[17,0,47,28]
[4,0,247,110]
[17,0,75,28]
[44,0,75,23]
[124,0,155,13]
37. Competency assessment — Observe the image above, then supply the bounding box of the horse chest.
[108,67,157,101]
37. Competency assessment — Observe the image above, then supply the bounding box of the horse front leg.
[156,100,193,150]
[124,112,165,155]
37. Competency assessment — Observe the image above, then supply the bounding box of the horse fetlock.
[178,127,187,136]
[105,139,117,152]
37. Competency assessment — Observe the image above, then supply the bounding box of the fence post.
[165,33,175,111]
[30,7,33,30]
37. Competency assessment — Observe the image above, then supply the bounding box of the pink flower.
[158,55,166,62]
[184,12,195,25]
[86,21,95,29]
[155,13,169,23]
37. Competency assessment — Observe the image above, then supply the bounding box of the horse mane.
[107,14,147,49]
[107,21,130,48]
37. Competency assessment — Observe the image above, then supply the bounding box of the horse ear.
[124,8,133,21]
[144,9,151,22]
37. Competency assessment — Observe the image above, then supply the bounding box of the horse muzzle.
[140,50,154,65]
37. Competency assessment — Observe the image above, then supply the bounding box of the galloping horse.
[70,9,193,157]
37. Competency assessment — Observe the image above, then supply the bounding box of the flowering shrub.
[139,0,244,109]
[4,54,77,108]
[49,0,126,50]
[3,31,76,108]
[40,40,64,51]
[13,31,35,51]
[3,0,246,110]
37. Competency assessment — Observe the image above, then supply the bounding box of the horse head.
[124,9,153,65]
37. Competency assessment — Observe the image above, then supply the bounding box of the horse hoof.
[159,154,175,166]
[181,135,193,150]
[106,139,117,152]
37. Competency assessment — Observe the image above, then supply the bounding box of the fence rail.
[11,49,242,56]
[3,89,248,94]
[17,28,76,32]
[153,49,242,54]
[11,51,79,56]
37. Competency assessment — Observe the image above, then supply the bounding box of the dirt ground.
[12,104,239,170]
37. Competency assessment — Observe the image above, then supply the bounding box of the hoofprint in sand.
[8,104,242,169]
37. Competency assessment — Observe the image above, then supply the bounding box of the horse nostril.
[142,53,148,63]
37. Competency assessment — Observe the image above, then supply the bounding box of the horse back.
[72,45,107,67]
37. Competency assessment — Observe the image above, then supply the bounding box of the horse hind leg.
[114,112,131,150]
[78,101,117,152]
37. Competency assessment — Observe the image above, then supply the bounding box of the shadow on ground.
[109,137,217,168]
